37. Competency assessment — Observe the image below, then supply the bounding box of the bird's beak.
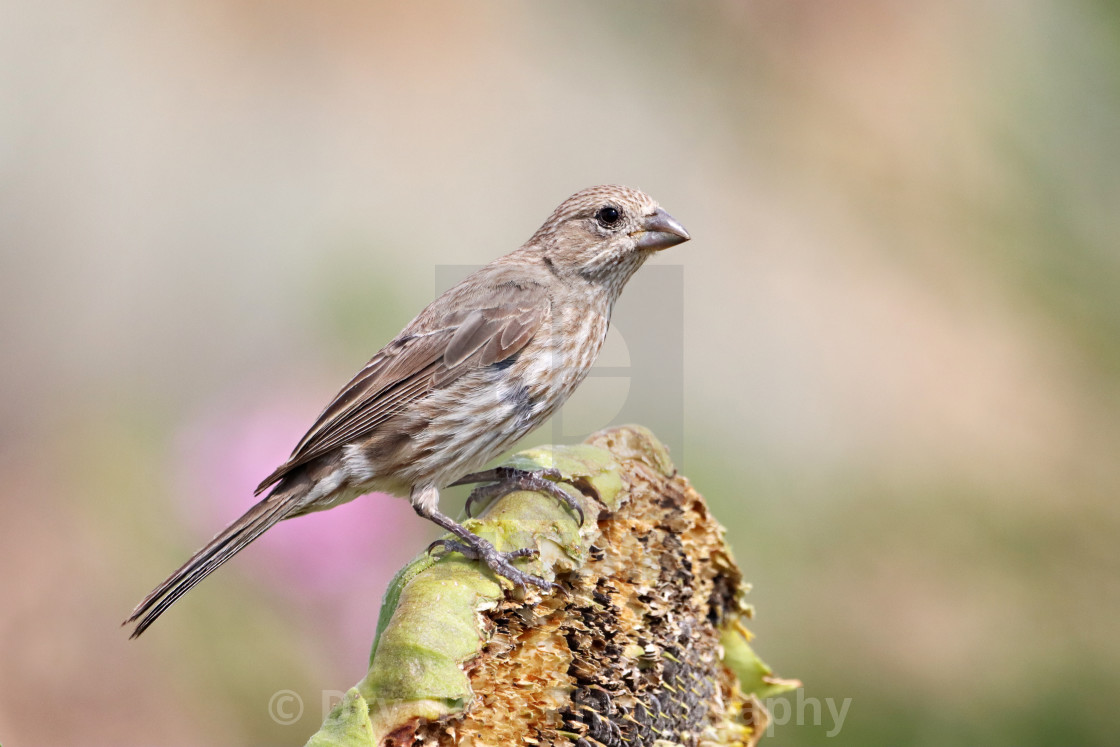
[633,208,690,251]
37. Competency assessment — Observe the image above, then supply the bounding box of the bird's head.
[527,185,690,295]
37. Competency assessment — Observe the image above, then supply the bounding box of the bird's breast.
[388,300,612,488]
[495,300,608,434]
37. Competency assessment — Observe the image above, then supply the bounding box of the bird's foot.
[427,536,554,591]
[453,467,586,525]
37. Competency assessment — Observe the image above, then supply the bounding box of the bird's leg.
[410,484,555,591]
[452,467,586,525]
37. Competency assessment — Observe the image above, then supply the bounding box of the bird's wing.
[254,280,549,495]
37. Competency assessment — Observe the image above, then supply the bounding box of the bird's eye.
[595,206,621,227]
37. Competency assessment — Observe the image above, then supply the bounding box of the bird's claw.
[427,537,536,560]
[456,467,586,526]
[426,535,553,591]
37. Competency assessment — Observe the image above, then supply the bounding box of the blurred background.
[2,1,1119,745]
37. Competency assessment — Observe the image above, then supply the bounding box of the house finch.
[125,184,689,637]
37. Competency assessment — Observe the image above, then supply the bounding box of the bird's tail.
[123,489,300,638]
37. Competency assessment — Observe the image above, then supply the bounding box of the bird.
[125,184,690,638]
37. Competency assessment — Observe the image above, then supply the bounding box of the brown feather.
[124,490,299,637]
[254,279,551,495]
